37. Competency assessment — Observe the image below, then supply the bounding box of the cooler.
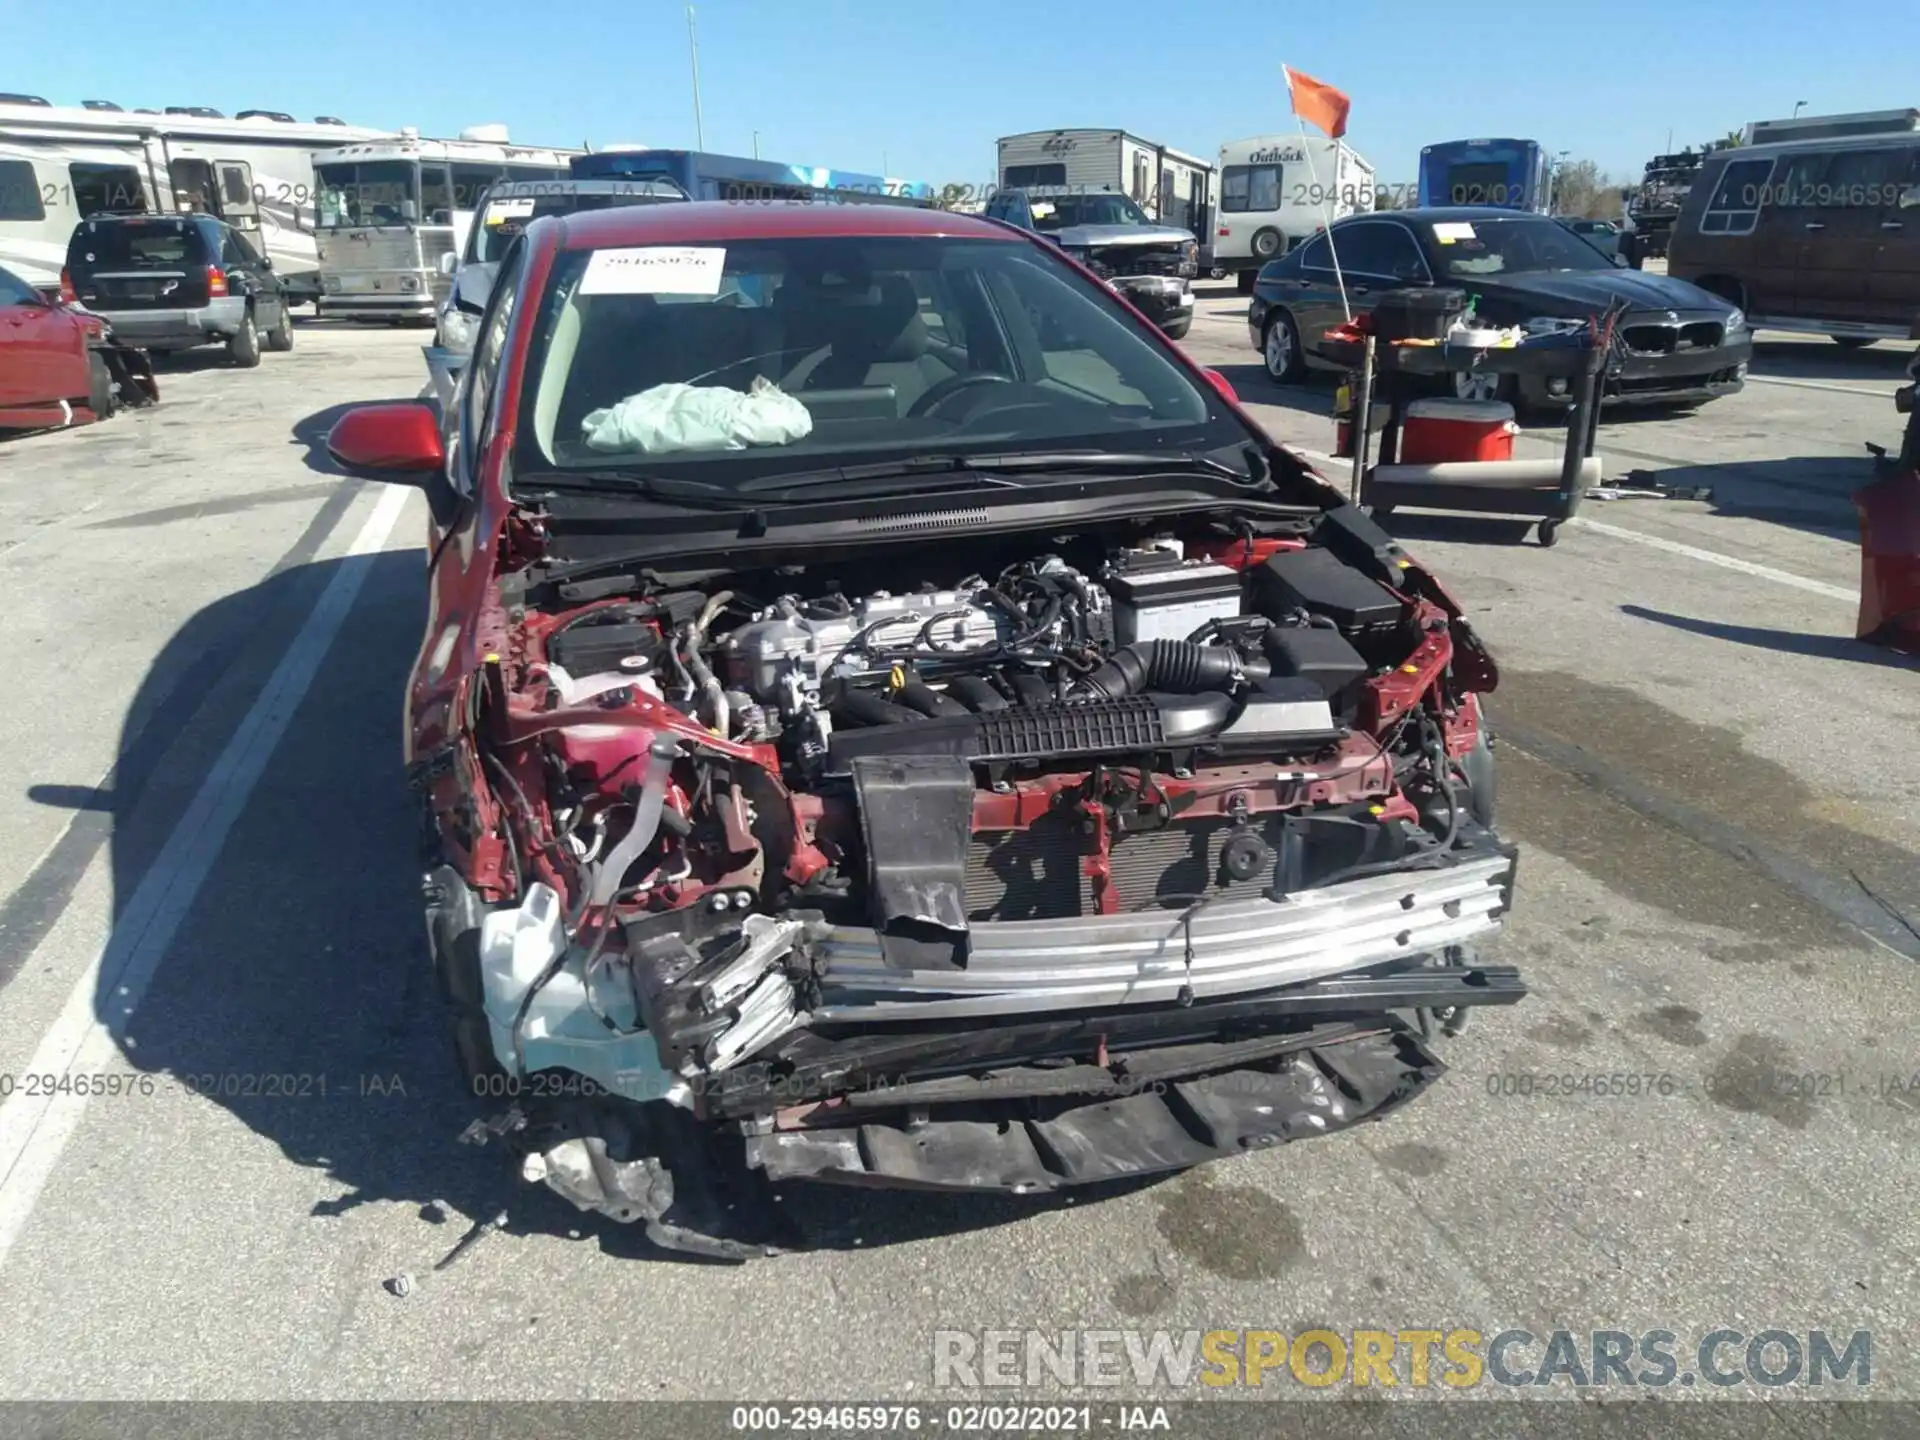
[1399,399,1519,465]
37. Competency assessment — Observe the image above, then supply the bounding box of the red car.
[0,262,155,431]
[328,201,1521,1257]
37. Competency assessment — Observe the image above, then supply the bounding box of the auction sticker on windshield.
[488,198,536,223]
[581,246,727,296]
[1432,222,1476,244]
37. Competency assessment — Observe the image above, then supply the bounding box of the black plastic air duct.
[1072,641,1269,701]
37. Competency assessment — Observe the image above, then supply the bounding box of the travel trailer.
[995,130,1213,239]
[311,127,577,320]
[1213,133,1375,291]
[0,98,389,295]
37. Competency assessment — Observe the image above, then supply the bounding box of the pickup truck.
[982,188,1199,339]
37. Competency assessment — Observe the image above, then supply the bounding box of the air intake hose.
[1072,640,1270,700]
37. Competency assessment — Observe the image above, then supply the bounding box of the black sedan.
[1247,208,1753,411]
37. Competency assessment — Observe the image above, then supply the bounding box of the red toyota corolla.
[0,262,153,432]
[327,200,1520,1257]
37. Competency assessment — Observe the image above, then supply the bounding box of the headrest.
[829,274,924,360]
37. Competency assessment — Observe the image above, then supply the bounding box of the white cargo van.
[1214,134,1375,292]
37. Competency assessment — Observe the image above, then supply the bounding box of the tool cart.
[1318,290,1620,546]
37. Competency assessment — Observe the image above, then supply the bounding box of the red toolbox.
[1399,398,1519,464]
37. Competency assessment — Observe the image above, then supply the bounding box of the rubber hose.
[1073,640,1271,700]
[586,738,678,909]
[832,689,927,727]
[896,681,970,718]
[945,675,1010,712]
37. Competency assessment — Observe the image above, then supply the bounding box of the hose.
[586,738,679,910]
[1072,640,1271,701]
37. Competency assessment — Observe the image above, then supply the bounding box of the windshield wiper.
[732,448,1259,497]
[516,470,765,512]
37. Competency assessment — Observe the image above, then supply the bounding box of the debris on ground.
[1589,469,1713,502]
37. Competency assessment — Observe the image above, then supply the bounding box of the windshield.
[468,185,686,264]
[1027,193,1151,230]
[514,234,1234,484]
[314,160,418,228]
[1426,216,1615,278]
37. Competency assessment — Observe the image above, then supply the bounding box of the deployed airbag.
[582,375,813,453]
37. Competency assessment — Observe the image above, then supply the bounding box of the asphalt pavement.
[0,300,1914,1411]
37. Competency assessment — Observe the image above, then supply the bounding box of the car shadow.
[1591,453,1866,543]
[1620,604,1915,668]
[1749,337,1914,383]
[146,349,246,375]
[1366,452,1868,548]
[60,540,1178,1270]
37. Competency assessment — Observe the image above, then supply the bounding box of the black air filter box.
[1251,547,1403,637]
[1261,624,1369,716]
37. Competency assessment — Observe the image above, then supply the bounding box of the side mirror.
[438,251,458,276]
[327,402,445,479]
[259,255,273,270]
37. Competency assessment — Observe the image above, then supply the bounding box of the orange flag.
[1284,66,1350,140]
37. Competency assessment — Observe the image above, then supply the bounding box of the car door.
[224,227,282,330]
[0,264,86,407]
[1332,219,1430,316]
[1867,145,1920,330]
[1670,155,1776,304]
[1279,230,1348,349]
[1796,146,1903,324]
[1758,148,1833,320]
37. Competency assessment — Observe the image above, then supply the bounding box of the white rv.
[995,130,1214,239]
[311,127,577,321]
[1214,134,1376,291]
[0,98,390,294]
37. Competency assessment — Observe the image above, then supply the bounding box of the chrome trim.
[810,851,1515,1021]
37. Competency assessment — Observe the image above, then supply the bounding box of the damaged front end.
[93,336,160,411]
[417,500,1524,1257]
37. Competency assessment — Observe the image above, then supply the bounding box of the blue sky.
[17,0,1920,187]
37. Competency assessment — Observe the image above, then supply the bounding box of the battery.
[1104,551,1244,646]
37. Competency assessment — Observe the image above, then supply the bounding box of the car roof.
[487,177,687,199]
[555,200,1015,249]
[77,211,222,228]
[1355,208,1555,225]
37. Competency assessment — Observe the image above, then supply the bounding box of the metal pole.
[687,4,705,151]
[752,131,759,159]
[1350,335,1375,504]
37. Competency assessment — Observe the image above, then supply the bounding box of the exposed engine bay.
[419,503,1523,1256]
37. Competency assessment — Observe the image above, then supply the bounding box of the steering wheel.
[907,371,1015,418]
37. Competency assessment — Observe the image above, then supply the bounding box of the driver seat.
[782,274,954,412]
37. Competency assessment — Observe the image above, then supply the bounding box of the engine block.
[719,586,1013,703]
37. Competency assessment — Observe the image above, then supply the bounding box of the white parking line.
[0,481,413,1273]
[1570,516,1858,602]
